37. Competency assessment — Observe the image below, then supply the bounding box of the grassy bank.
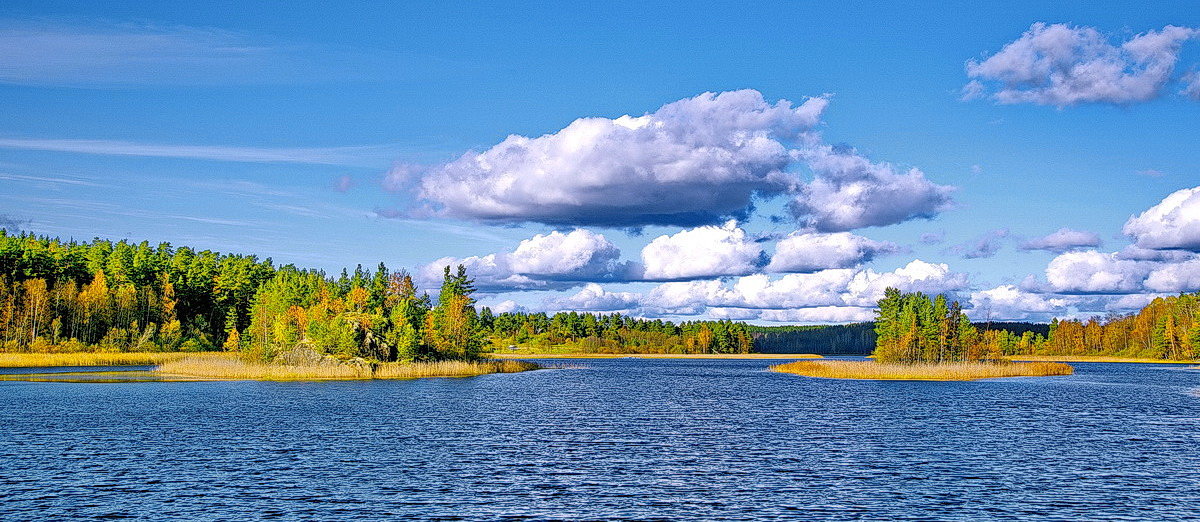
[771,360,1073,381]
[1005,355,1197,364]
[492,352,822,359]
[155,354,540,381]
[0,352,194,368]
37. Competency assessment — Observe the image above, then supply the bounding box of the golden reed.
[155,354,540,381]
[771,359,1073,381]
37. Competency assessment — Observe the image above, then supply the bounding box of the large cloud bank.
[417,90,824,227]
[543,260,969,323]
[965,23,1199,106]
[409,90,953,230]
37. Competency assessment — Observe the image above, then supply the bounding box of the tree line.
[872,288,1049,363]
[485,311,753,354]
[874,287,1200,362]
[0,231,753,359]
[1036,293,1200,360]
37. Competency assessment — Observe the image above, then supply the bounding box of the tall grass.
[155,355,540,381]
[0,351,194,368]
[373,359,538,379]
[771,360,1073,381]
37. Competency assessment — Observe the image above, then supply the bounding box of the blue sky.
[3,1,1200,323]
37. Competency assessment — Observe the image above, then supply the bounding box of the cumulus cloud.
[1044,250,1159,294]
[968,285,1072,321]
[543,283,641,312]
[1019,227,1102,253]
[413,89,954,230]
[1123,186,1200,251]
[1144,258,1200,293]
[965,23,1199,107]
[765,231,898,273]
[639,220,765,280]
[947,229,1009,259]
[532,259,968,322]
[417,90,827,228]
[709,306,876,324]
[789,144,954,231]
[639,259,968,313]
[418,229,631,291]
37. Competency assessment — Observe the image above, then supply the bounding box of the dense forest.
[873,288,1005,363]
[0,231,752,359]
[487,311,753,354]
[1035,294,1200,360]
[750,322,1048,355]
[749,323,876,354]
[873,287,1199,361]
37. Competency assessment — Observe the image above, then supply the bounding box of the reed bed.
[1005,355,1197,364]
[770,360,1073,381]
[155,355,540,381]
[0,351,195,368]
[372,359,539,379]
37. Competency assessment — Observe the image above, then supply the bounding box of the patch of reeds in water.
[770,359,1073,381]
[0,351,193,368]
[155,354,540,381]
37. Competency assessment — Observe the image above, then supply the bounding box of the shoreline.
[491,353,822,359]
[1004,355,1197,364]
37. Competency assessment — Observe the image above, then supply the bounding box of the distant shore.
[1004,355,1197,364]
[491,352,822,359]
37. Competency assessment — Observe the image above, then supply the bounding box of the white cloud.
[1144,258,1200,293]
[966,23,1199,106]
[1044,250,1158,294]
[415,90,955,230]
[418,90,827,227]
[968,285,1072,321]
[640,259,968,313]
[418,229,631,291]
[789,144,954,231]
[709,306,876,324]
[766,231,897,273]
[1123,186,1200,251]
[543,284,641,312]
[1019,227,1102,253]
[520,258,971,323]
[640,220,765,280]
[842,260,971,306]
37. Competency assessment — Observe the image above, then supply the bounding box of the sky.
[2,1,1200,324]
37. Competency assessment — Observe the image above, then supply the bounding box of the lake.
[2,358,1199,519]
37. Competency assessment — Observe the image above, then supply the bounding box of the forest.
[0,231,752,359]
[873,288,1200,362]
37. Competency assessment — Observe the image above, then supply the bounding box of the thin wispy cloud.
[0,137,405,167]
[0,20,380,86]
[0,172,104,186]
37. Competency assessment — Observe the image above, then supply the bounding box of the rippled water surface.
[2,358,1199,520]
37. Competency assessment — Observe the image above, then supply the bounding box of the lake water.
[2,358,1199,520]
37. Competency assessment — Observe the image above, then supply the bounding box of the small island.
[773,289,1075,380]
